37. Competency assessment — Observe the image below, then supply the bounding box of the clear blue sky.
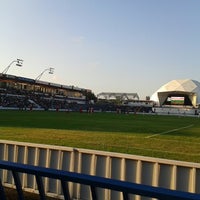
[1,0,200,99]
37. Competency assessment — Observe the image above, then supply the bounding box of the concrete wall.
[0,140,199,200]
[154,107,196,115]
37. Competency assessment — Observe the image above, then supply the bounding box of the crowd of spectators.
[0,87,87,111]
[0,87,153,113]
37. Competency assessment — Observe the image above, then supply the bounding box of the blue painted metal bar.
[90,185,97,200]
[0,177,7,200]
[35,175,46,200]
[60,180,70,200]
[11,170,24,200]
[123,191,129,200]
[0,160,200,200]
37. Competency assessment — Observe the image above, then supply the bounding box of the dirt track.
[5,187,58,200]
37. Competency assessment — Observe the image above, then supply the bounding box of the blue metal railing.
[0,160,200,200]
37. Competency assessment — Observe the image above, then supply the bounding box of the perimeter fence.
[0,140,200,199]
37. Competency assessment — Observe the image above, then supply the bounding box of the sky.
[1,0,200,99]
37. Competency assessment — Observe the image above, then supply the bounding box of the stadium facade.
[151,79,200,108]
[0,73,91,110]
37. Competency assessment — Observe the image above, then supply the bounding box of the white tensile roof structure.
[150,79,200,107]
[97,92,139,101]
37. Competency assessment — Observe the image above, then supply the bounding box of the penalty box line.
[146,124,194,139]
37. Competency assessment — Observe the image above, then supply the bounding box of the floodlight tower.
[2,59,23,74]
[35,67,55,81]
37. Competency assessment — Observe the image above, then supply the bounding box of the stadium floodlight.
[2,59,23,74]
[35,67,55,81]
[49,67,54,74]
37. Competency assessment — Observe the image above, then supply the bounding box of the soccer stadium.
[1,73,200,200]
[1,72,200,116]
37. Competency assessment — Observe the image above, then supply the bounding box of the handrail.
[0,160,200,200]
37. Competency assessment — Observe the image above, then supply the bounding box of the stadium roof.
[0,73,90,92]
[150,79,200,107]
[97,92,139,100]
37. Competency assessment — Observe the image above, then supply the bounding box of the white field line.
[146,124,194,139]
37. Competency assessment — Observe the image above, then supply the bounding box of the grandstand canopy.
[151,79,200,108]
[97,92,139,101]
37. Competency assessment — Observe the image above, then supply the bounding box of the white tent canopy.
[151,79,200,107]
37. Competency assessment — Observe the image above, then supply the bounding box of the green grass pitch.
[0,110,200,163]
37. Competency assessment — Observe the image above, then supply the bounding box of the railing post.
[12,171,24,200]
[90,185,98,200]
[35,175,46,200]
[123,191,129,200]
[61,180,70,200]
[0,178,7,200]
